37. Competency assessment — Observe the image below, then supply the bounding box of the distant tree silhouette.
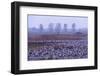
[63,24,67,32]
[72,23,76,32]
[39,24,44,32]
[55,23,61,34]
[48,23,54,32]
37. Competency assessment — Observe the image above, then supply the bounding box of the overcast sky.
[28,15,88,29]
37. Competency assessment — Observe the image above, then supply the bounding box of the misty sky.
[28,15,88,29]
